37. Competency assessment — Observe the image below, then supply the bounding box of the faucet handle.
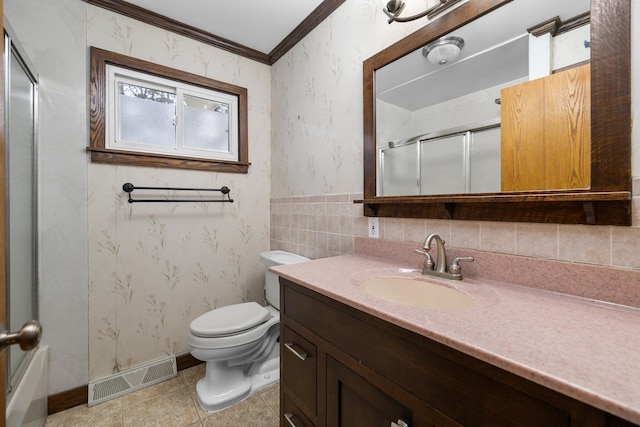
[449,256,474,275]
[414,248,434,271]
[414,248,429,255]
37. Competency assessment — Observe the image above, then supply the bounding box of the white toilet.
[188,250,310,412]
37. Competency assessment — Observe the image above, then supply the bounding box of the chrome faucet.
[414,233,474,281]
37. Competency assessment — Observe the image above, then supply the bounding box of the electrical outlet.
[368,217,379,239]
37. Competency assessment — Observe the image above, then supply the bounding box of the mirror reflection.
[376,0,590,196]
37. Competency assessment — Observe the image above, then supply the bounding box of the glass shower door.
[4,26,39,396]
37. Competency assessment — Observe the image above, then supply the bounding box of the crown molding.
[85,0,345,65]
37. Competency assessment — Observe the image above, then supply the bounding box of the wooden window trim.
[88,46,249,173]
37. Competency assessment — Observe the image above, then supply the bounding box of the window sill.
[86,147,250,173]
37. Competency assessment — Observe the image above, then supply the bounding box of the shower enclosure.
[378,123,501,196]
[4,21,46,427]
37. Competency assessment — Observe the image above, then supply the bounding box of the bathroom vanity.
[274,253,640,427]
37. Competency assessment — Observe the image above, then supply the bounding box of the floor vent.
[88,356,177,406]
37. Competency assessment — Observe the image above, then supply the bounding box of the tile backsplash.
[270,194,366,260]
[271,185,640,272]
[271,192,640,309]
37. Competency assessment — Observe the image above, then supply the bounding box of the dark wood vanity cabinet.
[279,278,638,427]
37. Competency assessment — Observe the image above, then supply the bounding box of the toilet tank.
[260,250,310,310]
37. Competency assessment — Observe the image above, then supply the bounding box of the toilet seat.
[190,302,271,337]
[188,304,279,350]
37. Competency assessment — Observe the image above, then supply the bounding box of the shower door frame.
[3,18,39,406]
[0,0,8,421]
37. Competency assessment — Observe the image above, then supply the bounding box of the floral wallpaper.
[86,6,272,381]
[270,2,427,197]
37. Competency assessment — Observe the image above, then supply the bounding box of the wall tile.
[424,219,452,244]
[450,221,481,249]
[480,222,516,254]
[515,223,559,258]
[633,197,640,226]
[611,226,640,269]
[382,218,404,241]
[327,215,340,234]
[633,178,640,196]
[558,225,611,266]
[328,234,341,253]
[353,216,369,237]
[270,194,360,258]
[316,214,328,232]
[340,215,354,235]
[403,219,426,244]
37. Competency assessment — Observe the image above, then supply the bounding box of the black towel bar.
[122,183,234,203]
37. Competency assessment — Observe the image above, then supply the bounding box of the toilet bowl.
[188,250,310,412]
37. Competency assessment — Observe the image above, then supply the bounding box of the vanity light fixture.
[383,0,462,24]
[422,36,465,65]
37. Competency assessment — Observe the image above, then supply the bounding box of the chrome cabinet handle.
[0,320,42,352]
[284,412,301,427]
[284,342,308,361]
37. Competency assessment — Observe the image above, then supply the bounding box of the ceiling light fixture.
[422,36,465,65]
[383,0,462,24]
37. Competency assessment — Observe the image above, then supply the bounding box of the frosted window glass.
[118,82,176,148]
[183,95,230,152]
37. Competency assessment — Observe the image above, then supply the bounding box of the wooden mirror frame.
[360,0,631,225]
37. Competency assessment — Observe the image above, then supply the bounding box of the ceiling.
[87,0,342,64]
[376,0,591,111]
[124,0,324,54]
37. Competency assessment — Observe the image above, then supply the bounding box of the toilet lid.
[190,302,272,337]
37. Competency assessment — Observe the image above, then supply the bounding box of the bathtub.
[6,345,48,427]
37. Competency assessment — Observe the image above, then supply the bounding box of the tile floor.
[44,364,280,427]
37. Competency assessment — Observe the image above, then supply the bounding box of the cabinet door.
[326,356,460,427]
[501,63,590,191]
[500,76,545,191]
[544,64,590,190]
[327,356,412,427]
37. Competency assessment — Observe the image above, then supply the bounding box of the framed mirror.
[360,0,631,225]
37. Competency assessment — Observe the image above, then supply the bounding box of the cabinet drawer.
[282,393,315,427]
[282,325,317,416]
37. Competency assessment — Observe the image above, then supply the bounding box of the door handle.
[0,320,42,352]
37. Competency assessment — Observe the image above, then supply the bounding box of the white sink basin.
[360,277,474,310]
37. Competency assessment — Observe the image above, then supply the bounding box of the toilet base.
[195,358,280,413]
[196,375,250,413]
[249,357,279,395]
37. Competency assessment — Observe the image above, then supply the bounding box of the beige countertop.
[272,253,640,425]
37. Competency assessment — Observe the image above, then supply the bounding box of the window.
[89,47,249,172]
